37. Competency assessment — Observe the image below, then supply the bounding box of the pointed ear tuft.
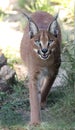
[19,10,39,39]
[54,13,58,21]
[48,13,59,37]
[29,20,39,39]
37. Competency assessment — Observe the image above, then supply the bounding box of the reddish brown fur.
[20,11,61,125]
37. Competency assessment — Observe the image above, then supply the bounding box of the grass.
[0,73,75,130]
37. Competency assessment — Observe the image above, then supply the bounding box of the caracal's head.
[24,13,59,60]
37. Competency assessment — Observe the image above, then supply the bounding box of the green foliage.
[18,0,73,15]
[18,0,54,13]
[0,10,6,21]
[62,41,75,90]
[51,0,71,7]
[3,47,22,67]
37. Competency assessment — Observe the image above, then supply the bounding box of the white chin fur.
[33,48,38,53]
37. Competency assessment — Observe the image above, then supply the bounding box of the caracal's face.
[27,13,58,60]
[33,31,57,60]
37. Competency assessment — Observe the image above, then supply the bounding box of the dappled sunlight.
[0,21,23,52]
[0,0,9,10]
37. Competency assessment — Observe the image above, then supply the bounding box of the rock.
[0,65,16,92]
[0,53,7,68]
[14,64,28,80]
[0,65,16,82]
[0,79,10,92]
[52,68,68,89]
[0,52,16,92]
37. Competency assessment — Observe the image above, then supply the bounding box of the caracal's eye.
[48,39,54,46]
[35,40,41,46]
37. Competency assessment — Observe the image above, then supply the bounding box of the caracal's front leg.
[29,79,41,125]
[41,71,58,108]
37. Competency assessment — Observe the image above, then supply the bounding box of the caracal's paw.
[41,101,46,110]
[29,121,40,126]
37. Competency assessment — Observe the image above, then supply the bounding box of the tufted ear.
[29,20,39,39]
[48,14,59,37]
[19,10,39,39]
